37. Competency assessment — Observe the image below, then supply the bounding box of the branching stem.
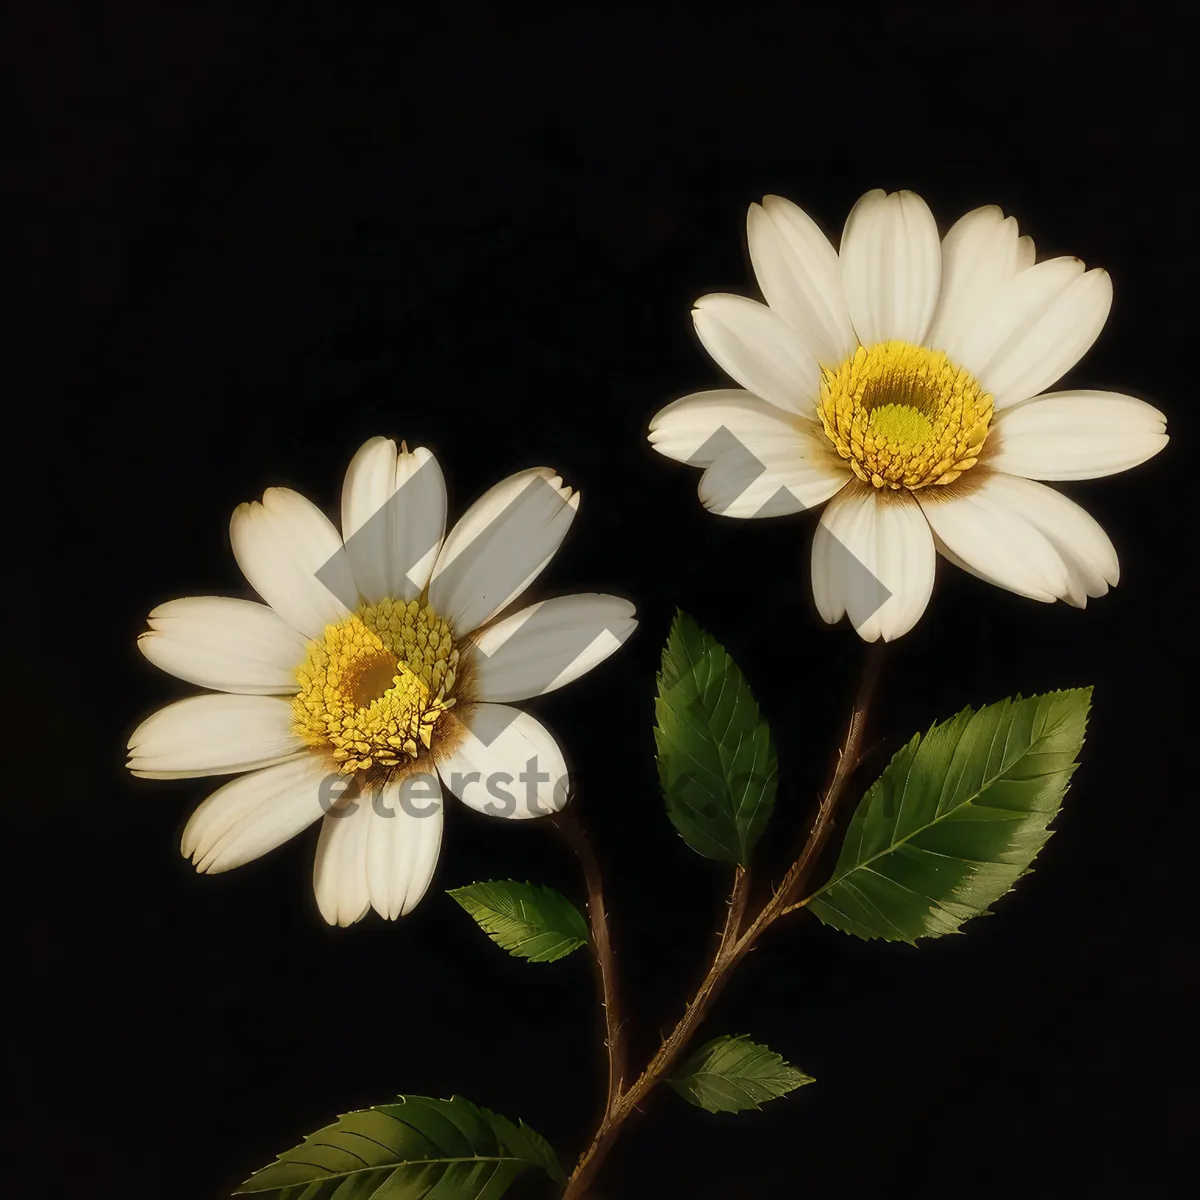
[560,642,885,1198]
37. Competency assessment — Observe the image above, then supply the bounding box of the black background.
[17,10,1192,1199]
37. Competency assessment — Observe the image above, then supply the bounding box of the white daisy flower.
[649,189,1168,641]
[128,437,636,925]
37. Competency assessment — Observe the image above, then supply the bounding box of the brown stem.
[775,638,886,909]
[717,865,751,957]
[561,641,885,1198]
[562,866,749,1198]
[553,805,626,1121]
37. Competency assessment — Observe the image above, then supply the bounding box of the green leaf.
[654,611,777,864]
[234,1093,565,1197]
[669,1034,814,1113]
[448,880,589,963]
[807,689,1092,944]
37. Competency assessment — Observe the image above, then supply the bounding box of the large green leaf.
[654,611,777,864]
[448,880,589,963]
[807,689,1091,944]
[234,1094,564,1198]
[668,1034,814,1114]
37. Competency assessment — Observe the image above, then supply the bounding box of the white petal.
[428,468,578,635]
[840,189,942,348]
[746,195,857,367]
[917,473,1077,602]
[931,478,1118,609]
[365,773,444,920]
[181,755,331,874]
[1016,234,1036,271]
[470,595,637,703]
[312,793,372,927]
[811,485,935,642]
[699,445,849,518]
[691,293,822,416]
[954,257,1112,409]
[312,773,444,925]
[437,706,569,819]
[137,596,308,694]
[128,694,305,779]
[648,390,809,463]
[647,389,850,517]
[925,205,1028,354]
[340,438,447,604]
[987,390,1168,480]
[230,488,355,639]
[985,475,1119,607]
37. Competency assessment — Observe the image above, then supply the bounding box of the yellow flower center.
[816,340,994,490]
[292,598,459,775]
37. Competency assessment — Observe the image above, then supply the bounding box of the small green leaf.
[234,1093,565,1196]
[449,880,589,963]
[807,688,1092,944]
[654,611,777,864]
[669,1035,814,1114]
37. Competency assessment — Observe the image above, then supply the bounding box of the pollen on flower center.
[292,598,459,775]
[816,340,994,490]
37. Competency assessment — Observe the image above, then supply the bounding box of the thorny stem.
[561,642,885,1199]
[553,805,627,1123]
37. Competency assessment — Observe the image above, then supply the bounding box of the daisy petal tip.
[399,888,431,919]
[191,850,217,875]
[1087,266,1114,298]
[314,885,351,927]
[180,819,202,862]
[692,292,741,315]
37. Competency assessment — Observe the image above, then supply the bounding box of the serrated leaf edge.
[448,879,589,964]
[234,1094,564,1193]
[804,688,1092,944]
